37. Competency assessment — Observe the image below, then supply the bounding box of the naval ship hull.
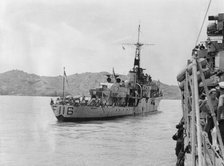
[51,97,161,122]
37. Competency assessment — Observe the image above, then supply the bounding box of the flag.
[112,67,119,79]
[64,68,69,87]
[112,67,115,77]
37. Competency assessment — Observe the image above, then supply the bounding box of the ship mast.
[62,67,65,102]
[133,25,154,81]
[123,25,154,81]
[133,25,143,71]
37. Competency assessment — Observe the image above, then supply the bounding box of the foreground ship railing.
[174,13,224,166]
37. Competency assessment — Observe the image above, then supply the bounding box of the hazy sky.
[0,0,223,85]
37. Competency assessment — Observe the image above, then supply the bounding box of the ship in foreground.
[174,13,224,166]
[50,25,162,122]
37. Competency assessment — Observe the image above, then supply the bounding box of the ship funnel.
[128,71,136,87]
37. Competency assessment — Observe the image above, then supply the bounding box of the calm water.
[0,96,182,166]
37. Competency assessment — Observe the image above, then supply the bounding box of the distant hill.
[0,70,181,99]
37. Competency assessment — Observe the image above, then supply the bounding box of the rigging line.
[195,0,212,46]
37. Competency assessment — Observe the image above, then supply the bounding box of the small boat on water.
[50,25,162,121]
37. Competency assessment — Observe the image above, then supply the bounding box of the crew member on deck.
[217,82,224,143]
[200,88,218,143]
[50,98,54,105]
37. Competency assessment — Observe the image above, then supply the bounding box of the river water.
[0,96,182,166]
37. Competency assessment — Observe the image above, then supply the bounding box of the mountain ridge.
[0,70,181,99]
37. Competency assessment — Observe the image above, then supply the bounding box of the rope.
[201,131,224,165]
[195,0,212,46]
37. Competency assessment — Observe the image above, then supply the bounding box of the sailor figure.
[217,82,224,143]
[50,98,54,105]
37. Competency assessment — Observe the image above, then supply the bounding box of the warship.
[50,25,162,121]
[174,13,224,166]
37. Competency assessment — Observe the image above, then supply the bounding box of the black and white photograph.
[0,0,223,165]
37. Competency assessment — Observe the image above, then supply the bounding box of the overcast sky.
[0,0,223,85]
